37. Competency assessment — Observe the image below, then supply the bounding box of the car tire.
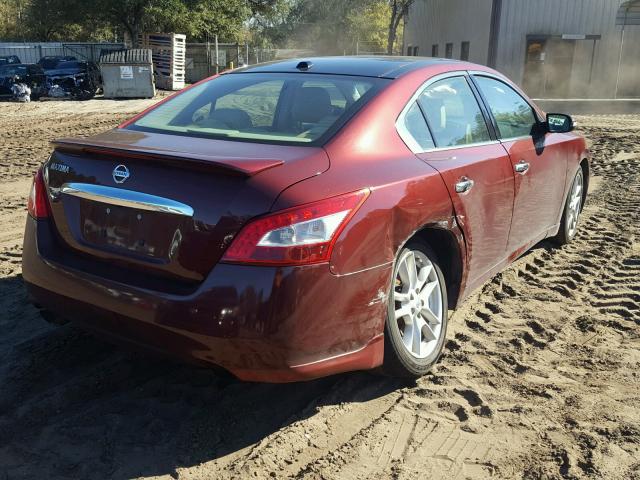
[381,241,448,378]
[553,168,585,246]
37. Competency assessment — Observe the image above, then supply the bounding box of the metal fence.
[0,42,126,64]
[183,43,319,83]
[184,43,285,83]
[0,41,321,85]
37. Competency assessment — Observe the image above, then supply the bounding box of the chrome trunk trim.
[60,183,194,217]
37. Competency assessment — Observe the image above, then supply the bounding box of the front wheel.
[381,242,448,378]
[553,168,584,245]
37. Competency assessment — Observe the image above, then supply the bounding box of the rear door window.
[474,76,538,139]
[418,76,491,148]
[399,102,436,151]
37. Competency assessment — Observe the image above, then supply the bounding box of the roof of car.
[233,56,461,79]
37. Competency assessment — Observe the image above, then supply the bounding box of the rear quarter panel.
[272,66,463,276]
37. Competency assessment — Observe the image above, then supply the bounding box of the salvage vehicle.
[0,55,21,66]
[37,55,77,69]
[0,63,46,99]
[23,57,589,382]
[42,58,102,100]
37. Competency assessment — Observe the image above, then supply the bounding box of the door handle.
[455,176,474,194]
[514,160,530,174]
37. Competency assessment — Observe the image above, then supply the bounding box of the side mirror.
[546,113,574,133]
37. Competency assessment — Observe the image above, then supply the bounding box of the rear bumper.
[22,217,390,382]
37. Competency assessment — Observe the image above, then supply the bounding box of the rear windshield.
[0,65,28,76]
[127,73,389,145]
[0,57,19,65]
[53,61,82,69]
[39,59,60,69]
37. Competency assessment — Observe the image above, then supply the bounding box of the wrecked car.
[37,56,77,69]
[0,63,46,100]
[42,58,102,100]
[0,55,21,66]
[23,57,588,382]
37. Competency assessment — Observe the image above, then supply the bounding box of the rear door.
[400,74,515,286]
[471,74,568,252]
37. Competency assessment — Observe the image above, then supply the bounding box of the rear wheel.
[553,168,584,245]
[382,242,448,378]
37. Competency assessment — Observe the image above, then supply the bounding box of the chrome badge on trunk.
[112,164,130,184]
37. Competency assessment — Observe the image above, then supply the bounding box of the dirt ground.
[0,99,638,480]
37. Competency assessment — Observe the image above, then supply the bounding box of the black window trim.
[467,71,544,142]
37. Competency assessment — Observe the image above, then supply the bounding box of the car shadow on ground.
[0,274,407,479]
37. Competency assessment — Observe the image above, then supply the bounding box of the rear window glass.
[39,59,60,69]
[55,61,82,69]
[0,65,28,76]
[128,73,388,145]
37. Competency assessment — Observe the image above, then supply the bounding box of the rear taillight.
[27,169,49,219]
[222,189,370,266]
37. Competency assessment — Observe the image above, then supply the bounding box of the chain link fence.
[0,41,323,85]
[184,44,315,83]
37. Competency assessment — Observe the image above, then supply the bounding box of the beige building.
[403,0,640,98]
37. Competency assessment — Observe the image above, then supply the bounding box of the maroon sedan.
[23,57,589,382]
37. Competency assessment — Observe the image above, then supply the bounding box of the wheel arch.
[579,157,590,211]
[401,224,466,310]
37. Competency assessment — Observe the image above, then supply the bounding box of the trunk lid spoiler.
[52,132,285,177]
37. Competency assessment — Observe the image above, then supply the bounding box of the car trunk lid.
[44,129,329,285]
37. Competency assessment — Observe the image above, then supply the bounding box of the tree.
[258,0,384,54]
[182,0,251,42]
[387,0,414,54]
[346,1,390,54]
[247,0,293,47]
[247,0,280,16]
[0,0,30,41]
[81,0,254,46]
[91,0,153,47]
[22,0,85,41]
[0,0,401,55]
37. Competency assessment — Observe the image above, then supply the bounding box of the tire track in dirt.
[222,119,640,479]
[0,106,638,479]
[0,98,165,183]
[0,113,128,182]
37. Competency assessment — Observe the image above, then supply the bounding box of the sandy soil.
[0,100,638,480]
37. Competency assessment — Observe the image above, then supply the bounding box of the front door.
[420,145,515,286]
[415,75,515,286]
[472,75,568,253]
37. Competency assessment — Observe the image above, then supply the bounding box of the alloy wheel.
[567,170,584,238]
[393,249,444,359]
